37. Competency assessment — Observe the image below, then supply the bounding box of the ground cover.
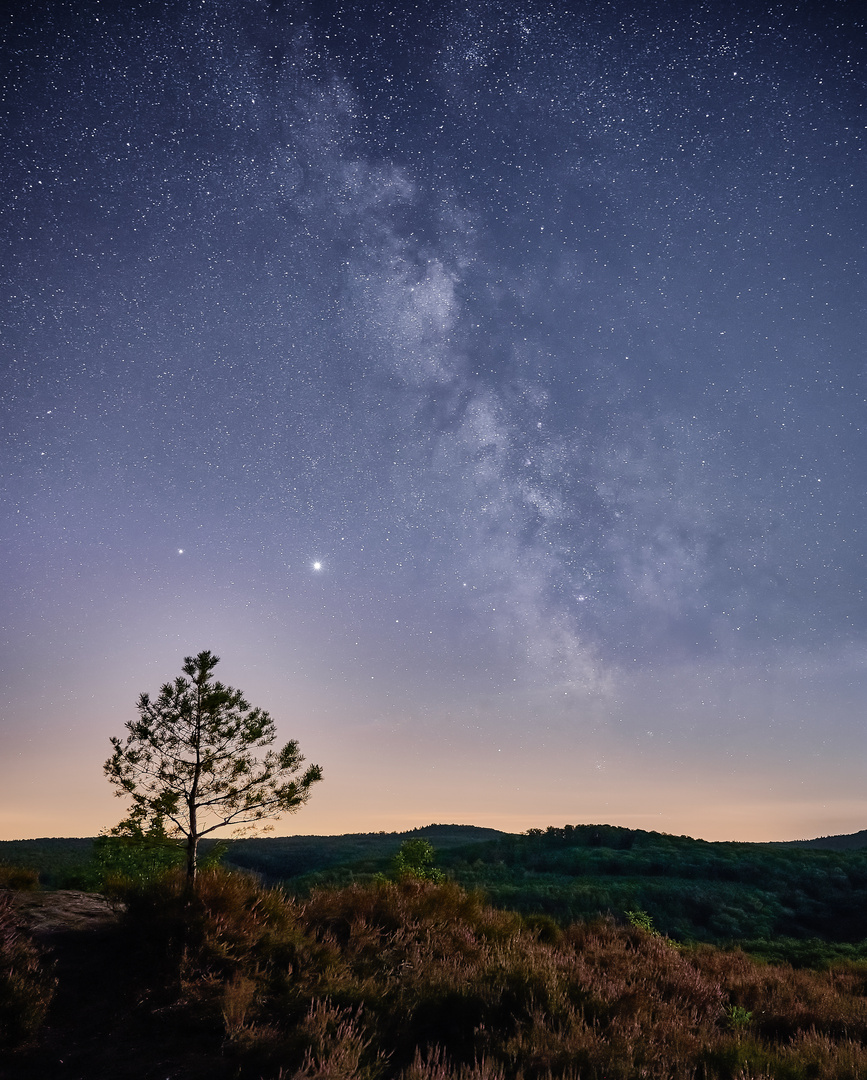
[6,866,867,1078]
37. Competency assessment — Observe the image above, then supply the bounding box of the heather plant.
[221,970,261,1038]
[287,998,389,1080]
[107,870,867,1079]
[0,891,56,1049]
[116,866,304,978]
[398,1045,506,1080]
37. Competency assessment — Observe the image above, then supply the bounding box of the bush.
[0,864,39,891]
[392,840,445,883]
[92,831,185,888]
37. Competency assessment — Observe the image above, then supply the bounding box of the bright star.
[312,561,322,571]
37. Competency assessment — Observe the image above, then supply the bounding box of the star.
[1,0,862,845]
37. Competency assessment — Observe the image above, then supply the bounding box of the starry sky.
[2,0,865,843]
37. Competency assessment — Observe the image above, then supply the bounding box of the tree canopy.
[104,650,322,882]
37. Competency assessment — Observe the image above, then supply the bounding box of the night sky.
[2,1,865,842]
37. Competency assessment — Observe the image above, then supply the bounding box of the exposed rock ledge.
[9,889,121,935]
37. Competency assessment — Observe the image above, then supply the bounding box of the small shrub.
[92,829,185,888]
[291,998,388,1079]
[118,865,302,972]
[392,841,445,883]
[725,1003,753,1029]
[0,864,39,891]
[521,913,562,946]
[625,908,661,936]
[400,1045,506,1080]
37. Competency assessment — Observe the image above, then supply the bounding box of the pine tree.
[105,650,322,883]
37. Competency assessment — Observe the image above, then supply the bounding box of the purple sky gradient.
[2,0,864,842]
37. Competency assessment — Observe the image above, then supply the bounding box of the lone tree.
[105,650,322,883]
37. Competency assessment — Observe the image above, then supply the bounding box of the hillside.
[784,828,867,850]
[222,823,507,879]
[430,825,867,950]
[0,825,505,888]
[5,823,867,955]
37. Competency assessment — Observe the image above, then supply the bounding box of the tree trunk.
[186,833,198,885]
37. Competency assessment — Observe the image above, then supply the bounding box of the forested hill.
[426,824,867,948]
[6,822,867,951]
[0,825,506,886]
[784,829,867,850]
[221,823,507,879]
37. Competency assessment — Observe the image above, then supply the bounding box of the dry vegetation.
[5,865,867,1078]
[0,888,56,1051]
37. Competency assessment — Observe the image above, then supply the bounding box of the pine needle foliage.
[104,650,322,883]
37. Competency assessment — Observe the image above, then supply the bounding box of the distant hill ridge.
[4,821,867,849]
[6,823,867,946]
[783,829,867,850]
[0,825,508,887]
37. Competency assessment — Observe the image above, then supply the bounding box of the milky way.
[2,1,864,840]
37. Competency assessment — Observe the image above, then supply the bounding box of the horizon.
[3,819,865,848]
[2,1,865,846]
